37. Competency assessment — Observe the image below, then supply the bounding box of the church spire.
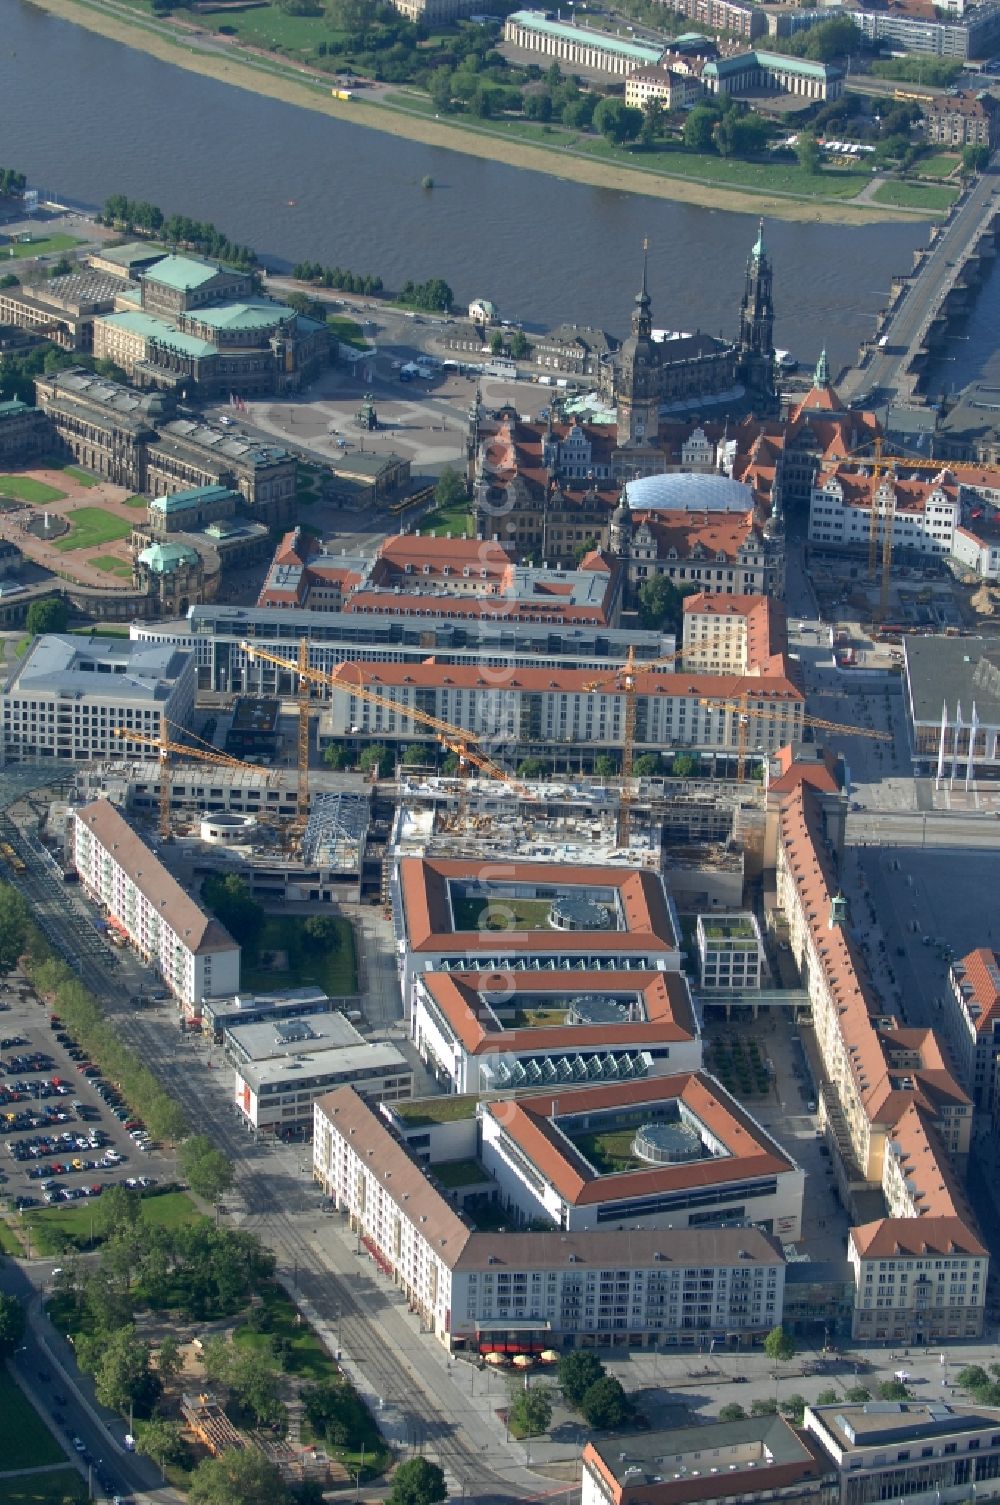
[632,238,652,338]
[752,218,765,260]
[815,348,830,388]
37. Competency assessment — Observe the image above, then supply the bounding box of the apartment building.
[72,798,240,1007]
[774,783,982,1342]
[945,948,1000,1119]
[923,90,999,147]
[479,1074,805,1238]
[682,593,787,675]
[313,1084,787,1352]
[625,66,704,111]
[318,660,804,769]
[808,470,960,560]
[1,635,196,763]
[503,11,666,77]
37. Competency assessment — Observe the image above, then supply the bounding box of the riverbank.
[27,0,929,225]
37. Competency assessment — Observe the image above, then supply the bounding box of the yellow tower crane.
[238,644,535,816]
[696,693,893,782]
[114,724,275,840]
[583,644,689,848]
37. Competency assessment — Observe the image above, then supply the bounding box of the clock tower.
[616,242,662,449]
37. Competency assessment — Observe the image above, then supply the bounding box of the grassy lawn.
[2,234,83,260]
[873,180,960,211]
[59,466,99,488]
[0,476,67,505]
[69,624,132,638]
[511,1007,570,1029]
[233,1284,339,1382]
[241,914,357,996]
[52,507,132,552]
[420,502,473,538]
[571,1128,644,1175]
[916,152,960,179]
[89,554,134,578]
[0,1370,69,1471]
[327,315,369,350]
[0,1472,86,1505]
[0,1219,24,1254]
[432,1159,486,1187]
[451,895,553,931]
[24,1190,203,1254]
[122,495,148,509]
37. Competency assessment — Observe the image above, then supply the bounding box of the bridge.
[840,160,1000,409]
[695,988,811,1016]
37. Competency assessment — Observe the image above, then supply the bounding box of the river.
[1,0,949,372]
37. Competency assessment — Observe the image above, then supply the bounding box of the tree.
[137,1417,187,1473]
[816,1388,839,1406]
[179,1134,235,1204]
[25,598,68,636]
[558,1350,605,1407]
[684,108,718,152]
[594,754,618,778]
[632,754,662,777]
[386,1456,448,1505]
[91,1325,162,1417]
[593,98,643,146]
[93,1184,142,1241]
[429,69,454,114]
[322,743,352,769]
[764,1326,795,1365]
[781,1393,806,1423]
[508,329,530,360]
[517,757,548,778]
[580,1375,630,1429]
[719,1402,748,1421]
[303,1380,372,1449]
[188,1450,291,1505]
[358,743,393,778]
[402,742,433,766]
[489,330,505,355]
[156,1334,182,1384]
[0,885,30,972]
[435,465,467,510]
[963,143,990,175]
[637,574,685,631]
[640,96,663,147]
[878,1379,910,1401]
[670,753,697,778]
[796,134,822,175]
[302,915,341,952]
[845,1386,872,1403]
[751,1397,779,1417]
[508,1385,552,1438]
[201,874,264,948]
[957,1365,990,1393]
[0,1293,25,1356]
[573,535,598,565]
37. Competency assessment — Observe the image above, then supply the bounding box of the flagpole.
[935,700,947,790]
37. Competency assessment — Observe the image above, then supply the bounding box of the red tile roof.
[419,969,696,1056]
[952,948,1000,1035]
[851,1217,986,1260]
[484,1074,797,1206]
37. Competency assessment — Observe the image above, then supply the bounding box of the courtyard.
[0,466,140,588]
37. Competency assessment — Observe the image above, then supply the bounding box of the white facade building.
[808,472,959,559]
[72,798,240,1007]
[696,913,765,991]
[1,634,195,763]
[313,1085,787,1352]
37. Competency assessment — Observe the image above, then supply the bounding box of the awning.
[475,1319,550,1332]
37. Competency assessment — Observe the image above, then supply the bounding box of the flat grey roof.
[239,1040,409,1093]
[227,1009,363,1062]
[590,1413,814,1483]
[814,1400,1000,1449]
[7,634,191,704]
[905,635,1000,726]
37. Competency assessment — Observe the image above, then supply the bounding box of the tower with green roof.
[737,220,777,412]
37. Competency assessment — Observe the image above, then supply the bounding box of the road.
[839,160,999,406]
[0,1258,174,1503]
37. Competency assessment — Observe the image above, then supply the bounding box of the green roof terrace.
[389,1096,479,1127]
[150,484,237,513]
[142,254,231,291]
[187,300,295,333]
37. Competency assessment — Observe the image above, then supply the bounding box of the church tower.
[738,220,776,410]
[616,242,661,449]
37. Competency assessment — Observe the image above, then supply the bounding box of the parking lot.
[0,975,174,1224]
